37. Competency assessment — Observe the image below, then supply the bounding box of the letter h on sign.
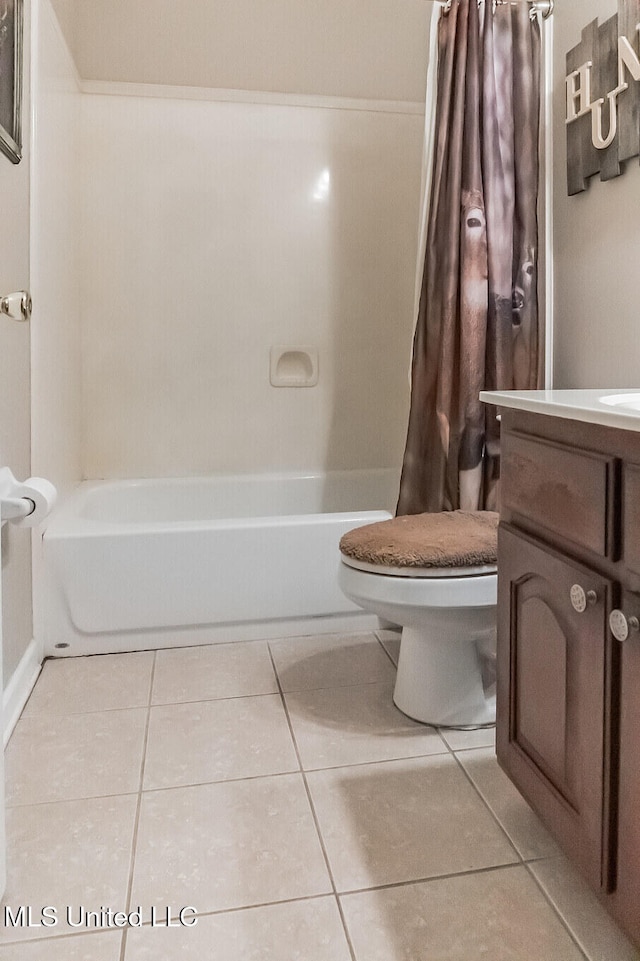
[566,0,640,194]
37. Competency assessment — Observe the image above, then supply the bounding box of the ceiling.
[50,0,431,102]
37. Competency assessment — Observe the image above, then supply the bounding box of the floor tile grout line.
[0,928,127,948]
[149,687,281,708]
[134,891,348,924]
[107,861,524,921]
[17,702,154,720]
[120,649,157,961]
[523,861,591,961]
[266,645,358,961]
[334,895,359,961]
[22,677,424,719]
[375,631,400,668]
[152,680,392,707]
[151,678,398,709]
[3,747,502,811]
[443,740,497,753]
[152,674,397,706]
[435,732,457,758]
[22,688,284,717]
[132,764,302,794]
[5,790,141,810]
[336,858,525,899]
[274,748,453,777]
[277,678,398,696]
[450,750,526,866]
[0,863,559,948]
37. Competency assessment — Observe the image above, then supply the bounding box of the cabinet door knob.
[609,610,640,643]
[570,584,597,613]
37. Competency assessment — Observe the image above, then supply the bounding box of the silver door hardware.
[0,290,32,322]
[609,609,640,643]
[570,584,597,613]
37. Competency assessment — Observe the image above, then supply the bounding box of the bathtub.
[41,470,397,655]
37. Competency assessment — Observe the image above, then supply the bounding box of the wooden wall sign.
[566,0,640,195]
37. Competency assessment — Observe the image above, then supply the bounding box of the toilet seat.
[339,559,497,613]
[340,553,496,579]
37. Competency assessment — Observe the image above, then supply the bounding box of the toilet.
[339,510,498,727]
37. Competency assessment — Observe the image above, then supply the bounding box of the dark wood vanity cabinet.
[496,409,640,945]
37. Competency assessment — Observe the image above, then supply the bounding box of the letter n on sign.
[566,0,640,195]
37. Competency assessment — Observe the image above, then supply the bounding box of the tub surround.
[482,390,640,947]
[80,93,421,481]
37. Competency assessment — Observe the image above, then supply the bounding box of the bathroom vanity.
[480,389,640,947]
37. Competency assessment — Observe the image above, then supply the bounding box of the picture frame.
[0,0,22,164]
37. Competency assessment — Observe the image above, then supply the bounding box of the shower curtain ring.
[534,0,554,20]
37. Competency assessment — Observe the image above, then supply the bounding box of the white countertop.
[480,389,640,433]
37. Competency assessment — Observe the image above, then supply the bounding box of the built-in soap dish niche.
[270,346,319,387]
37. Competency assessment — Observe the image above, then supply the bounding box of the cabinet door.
[497,525,614,890]
[609,590,640,941]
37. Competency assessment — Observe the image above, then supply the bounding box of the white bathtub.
[41,470,397,654]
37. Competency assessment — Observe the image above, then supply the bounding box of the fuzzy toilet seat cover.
[339,510,499,571]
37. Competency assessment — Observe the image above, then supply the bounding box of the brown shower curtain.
[397,0,541,515]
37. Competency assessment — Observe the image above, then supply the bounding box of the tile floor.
[1,630,639,960]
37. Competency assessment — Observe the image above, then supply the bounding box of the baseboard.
[3,640,43,746]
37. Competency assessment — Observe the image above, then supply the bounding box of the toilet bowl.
[338,511,498,727]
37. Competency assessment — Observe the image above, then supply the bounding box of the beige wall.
[31,0,82,490]
[553,0,640,388]
[0,1,33,689]
[48,0,76,57]
[51,0,429,102]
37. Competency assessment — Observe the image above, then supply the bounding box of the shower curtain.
[397,0,541,515]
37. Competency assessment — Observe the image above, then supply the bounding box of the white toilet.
[338,511,498,727]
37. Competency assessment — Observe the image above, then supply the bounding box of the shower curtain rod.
[441,0,554,19]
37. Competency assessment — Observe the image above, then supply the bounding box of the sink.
[599,393,640,412]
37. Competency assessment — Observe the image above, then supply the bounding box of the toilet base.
[393,625,496,727]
